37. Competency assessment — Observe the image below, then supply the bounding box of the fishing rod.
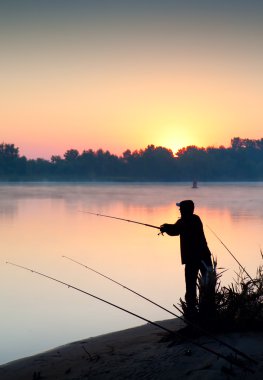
[82,212,252,280]
[62,255,257,365]
[83,212,252,281]
[80,211,162,233]
[206,225,254,284]
[62,255,178,317]
[6,261,173,334]
[5,261,255,372]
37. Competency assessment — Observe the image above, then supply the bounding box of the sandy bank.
[0,318,262,379]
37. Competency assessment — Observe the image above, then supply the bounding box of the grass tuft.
[179,254,263,332]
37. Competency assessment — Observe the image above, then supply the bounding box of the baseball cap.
[176,200,194,209]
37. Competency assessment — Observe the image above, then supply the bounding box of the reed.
[214,255,263,332]
[179,254,263,332]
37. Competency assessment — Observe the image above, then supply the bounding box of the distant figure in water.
[160,200,212,319]
[192,180,198,188]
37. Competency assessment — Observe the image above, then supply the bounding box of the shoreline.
[1,318,263,379]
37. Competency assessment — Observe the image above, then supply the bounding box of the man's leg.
[185,264,199,311]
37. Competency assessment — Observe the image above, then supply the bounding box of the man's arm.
[160,220,181,236]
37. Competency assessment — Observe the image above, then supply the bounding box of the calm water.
[1,182,263,364]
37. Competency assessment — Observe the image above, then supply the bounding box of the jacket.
[163,214,211,265]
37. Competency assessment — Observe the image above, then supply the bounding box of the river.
[1,182,263,364]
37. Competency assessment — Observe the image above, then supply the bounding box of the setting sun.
[155,125,196,154]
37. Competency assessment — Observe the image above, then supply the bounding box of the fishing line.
[206,225,254,283]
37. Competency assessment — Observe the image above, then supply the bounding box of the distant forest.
[1,137,263,181]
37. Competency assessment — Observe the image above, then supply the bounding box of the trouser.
[184,256,212,309]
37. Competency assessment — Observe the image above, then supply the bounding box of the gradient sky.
[1,0,263,159]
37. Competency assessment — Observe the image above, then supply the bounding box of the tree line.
[1,137,263,181]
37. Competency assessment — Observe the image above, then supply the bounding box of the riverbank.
[1,318,262,380]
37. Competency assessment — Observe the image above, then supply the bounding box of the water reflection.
[1,182,263,365]
[1,182,263,219]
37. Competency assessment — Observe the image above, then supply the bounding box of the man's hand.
[160,224,169,233]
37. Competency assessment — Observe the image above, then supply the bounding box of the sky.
[1,0,263,159]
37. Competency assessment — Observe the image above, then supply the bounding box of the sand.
[1,318,262,380]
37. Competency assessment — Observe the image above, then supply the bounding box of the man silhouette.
[160,200,212,318]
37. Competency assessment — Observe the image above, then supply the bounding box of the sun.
[155,128,194,155]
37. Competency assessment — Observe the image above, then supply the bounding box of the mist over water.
[1,182,263,364]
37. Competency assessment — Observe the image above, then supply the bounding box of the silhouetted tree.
[64,149,79,161]
[1,138,263,181]
[51,155,62,164]
[0,143,26,177]
[0,143,19,159]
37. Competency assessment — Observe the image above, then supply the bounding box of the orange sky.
[1,1,262,159]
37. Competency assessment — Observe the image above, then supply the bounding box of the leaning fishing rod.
[6,261,173,334]
[62,255,178,317]
[206,225,254,284]
[80,211,162,234]
[5,261,255,372]
[62,255,257,366]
